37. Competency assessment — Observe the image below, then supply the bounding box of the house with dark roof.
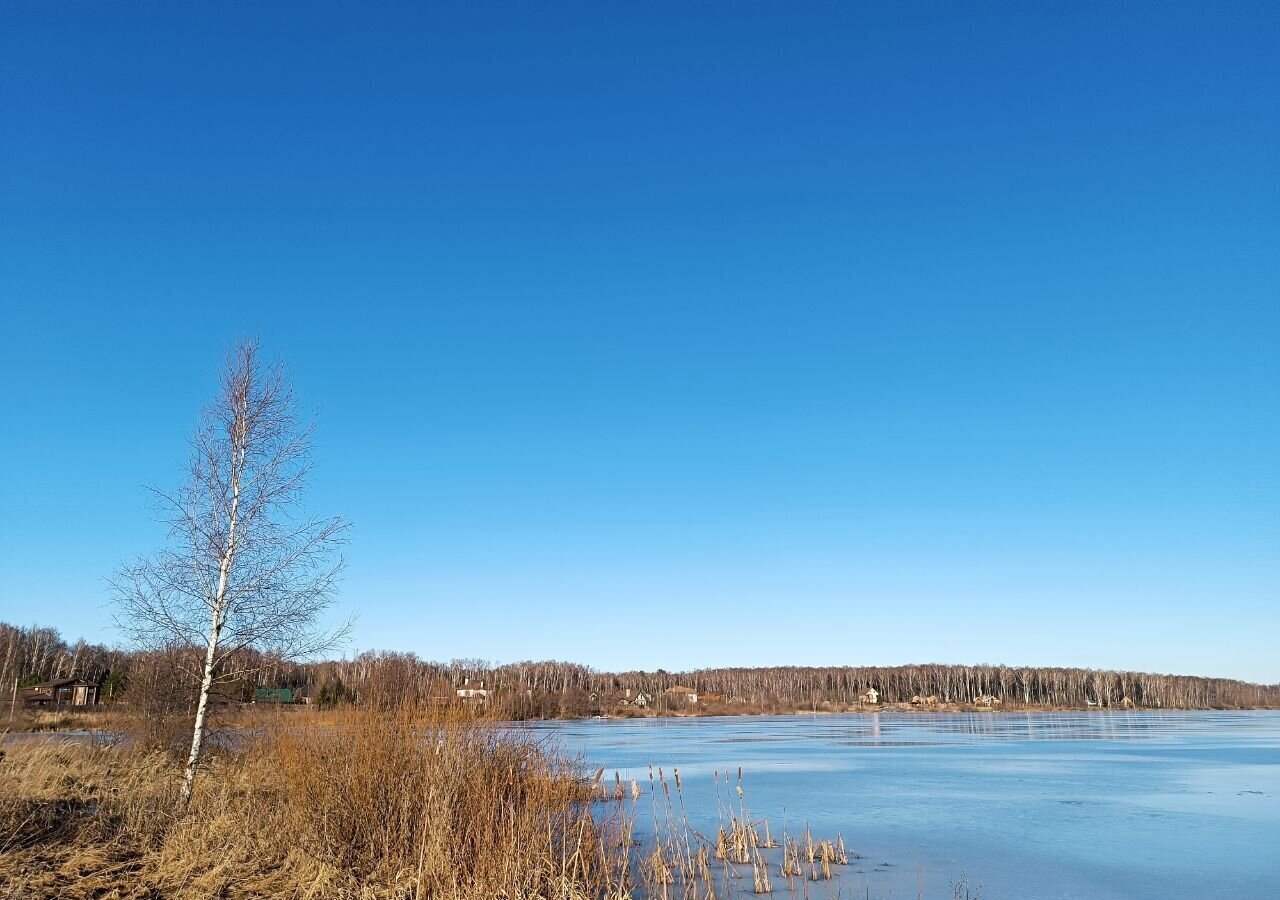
[20,678,98,707]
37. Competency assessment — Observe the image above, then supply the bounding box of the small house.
[860,687,879,705]
[456,678,489,701]
[21,678,98,707]
[255,687,295,704]
[632,691,651,708]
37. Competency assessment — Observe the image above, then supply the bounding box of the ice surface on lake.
[527,711,1280,899]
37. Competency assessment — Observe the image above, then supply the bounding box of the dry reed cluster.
[631,765,852,899]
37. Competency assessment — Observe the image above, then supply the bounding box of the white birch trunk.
[179,401,245,806]
[180,618,220,804]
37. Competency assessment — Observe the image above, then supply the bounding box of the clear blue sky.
[2,3,1277,682]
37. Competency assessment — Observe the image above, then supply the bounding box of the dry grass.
[0,706,632,900]
[1,705,120,734]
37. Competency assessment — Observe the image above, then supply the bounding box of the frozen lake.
[526,711,1280,899]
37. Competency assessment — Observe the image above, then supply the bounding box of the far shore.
[6,700,1277,737]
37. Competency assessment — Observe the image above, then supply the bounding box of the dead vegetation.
[2,706,117,734]
[622,764,854,899]
[1,706,632,900]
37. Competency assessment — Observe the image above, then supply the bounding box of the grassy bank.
[1,705,118,734]
[1,707,632,899]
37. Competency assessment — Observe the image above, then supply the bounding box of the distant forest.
[4,621,1278,715]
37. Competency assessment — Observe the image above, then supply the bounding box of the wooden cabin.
[21,678,99,707]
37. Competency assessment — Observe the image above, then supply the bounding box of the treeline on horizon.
[4,620,1278,714]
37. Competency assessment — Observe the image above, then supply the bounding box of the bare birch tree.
[112,339,349,805]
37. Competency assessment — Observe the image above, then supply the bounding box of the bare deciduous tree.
[113,339,349,804]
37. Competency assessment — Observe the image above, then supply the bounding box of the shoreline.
[545,703,1280,722]
[7,702,1280,738]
